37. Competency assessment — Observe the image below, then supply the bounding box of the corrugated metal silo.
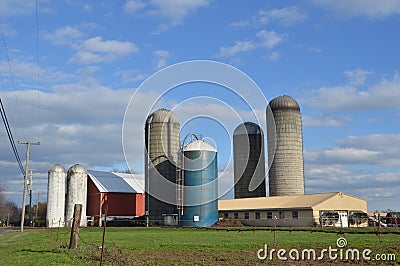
[267,95,304,196]
[233,122,266,199]
[181,139,218,227]
[65,164,87,227]
[46,164,66,228]
[145,109,180,225]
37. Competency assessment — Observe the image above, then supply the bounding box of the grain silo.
[145,109,180,225]
[267,95,304,196]
[46,164,66,228]
[181,139,218,227]
[65,164,87,227]
[233,122,266,199]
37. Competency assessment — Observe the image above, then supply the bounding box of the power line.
[35,0,40,142]
[0,23,25,137]
[0,98,24,176]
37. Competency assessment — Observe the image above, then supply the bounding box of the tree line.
[0,185,47,226]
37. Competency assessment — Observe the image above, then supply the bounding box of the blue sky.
[0,0,399,211]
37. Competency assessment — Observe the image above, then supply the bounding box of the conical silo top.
[49,164,66,173]
[233,122,263,136]
[146,108,179,124]
[269,95,300,111]
[184,140,217,152]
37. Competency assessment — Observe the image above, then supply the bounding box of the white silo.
[267,95,305,196]
[46,164,66,228]
[65,164,87,227]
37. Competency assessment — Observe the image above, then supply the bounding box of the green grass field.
[0,227,399,265]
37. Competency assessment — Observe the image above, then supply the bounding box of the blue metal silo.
[181,139,218,227]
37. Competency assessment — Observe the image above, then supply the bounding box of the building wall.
[87,178,101,217]
[87,178,146,223]
[314,193,367,212]
[102,193,137,216]
[219,209,314,227]
[312,193,367,226]
[135,193,145,217]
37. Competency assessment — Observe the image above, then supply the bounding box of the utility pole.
[18,140,40,232]
[35,191,41,226]
[28,169,37,226]
[29,170,33,225]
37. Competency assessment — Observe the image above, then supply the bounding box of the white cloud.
[344,68,373,86]
[229,20,249,29]
[258,6,307,26]
[115,69,147,83]
[218,41,256,57]
[305,148,381,165]
[83,4,92,12]
[256,30,284,49]
[124,0,210,32]
[305,76,400,110]
[312,0,400,18]
[153,50,170,69]
[0,60,75,84]
[305,134,400,167]
[308,47,322,53]
[230,6,307,29]
[268,51,280,62]
[45,26,84,46]
[218,29,285,58]
[149,0,209,24]
[123,0,146,13]
[70,37,138,64]
[45,27,139,65]
[0,0,35,17]
[303,114,351,127]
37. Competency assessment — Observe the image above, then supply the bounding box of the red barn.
[87,170,145,226]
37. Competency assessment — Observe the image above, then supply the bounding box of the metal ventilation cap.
[146,108,179,124]
[184,139,217,152]
[269,95,300,111]
[48,164,66,173]
[233,122,263,135]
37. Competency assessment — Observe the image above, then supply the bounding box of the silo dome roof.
[233,122,263,135]
[184,140,217,152]
[269,95,300,111]
[49,164,66,173]
[146,108,179,124]
[67,164,87,174]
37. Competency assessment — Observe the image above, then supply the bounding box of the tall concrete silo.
[267,95,304,196]
[65,164,87,227]
[233,122,266,199]
[181,139,218,227]
[145,109,180,225]
[46,164,66,228]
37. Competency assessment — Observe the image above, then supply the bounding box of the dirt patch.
[212,218,244,227]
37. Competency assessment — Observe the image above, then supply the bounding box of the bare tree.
[0,185,20,226]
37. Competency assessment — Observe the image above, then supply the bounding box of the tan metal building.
[218,192,367,227]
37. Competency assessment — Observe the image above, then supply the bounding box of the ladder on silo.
[176,149,183,215]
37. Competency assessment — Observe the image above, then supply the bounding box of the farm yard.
[0,227,399,265]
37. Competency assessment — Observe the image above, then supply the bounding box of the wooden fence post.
[69,204,82,249]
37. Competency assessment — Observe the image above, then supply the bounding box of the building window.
[224,212,228,218]
[234,212,238,219]
[279,211,285,219]
[255,212,260,219]
[267,211,273,219]
[244,212,249,219]
[292,211,299,219]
